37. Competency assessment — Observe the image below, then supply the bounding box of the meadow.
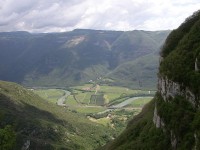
[71,84,155,105]
[33,84,154,115]
[33,88,65,104]
[32,84,153,140]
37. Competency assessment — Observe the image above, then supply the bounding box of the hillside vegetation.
[102,98,169,150]
[160,10,200,95]
[0,80,114,149]
[0,29,169,89]
[103,10,200,150]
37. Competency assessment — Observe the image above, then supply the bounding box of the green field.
[130,97,152,107]
[88,117,111,126]
[65,95,79,105]
[0,81,116,150]
[33,89,65,104]
[69,84,155,105]
[33,85,153,115]
[31,84,153,142]
[72,106,106,114]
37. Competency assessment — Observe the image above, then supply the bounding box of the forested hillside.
[0,29,169,89]
[0,80,114,149]
[103,10,200,150]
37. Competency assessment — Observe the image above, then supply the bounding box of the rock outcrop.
[170,131,177,150]
[153,104,165,128]
[195,58,199,72]
[102,10,200,150]
[158,76,197,107]
[153,10,200,149]
[21,140,30,150]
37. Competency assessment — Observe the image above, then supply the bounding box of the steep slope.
[108,30,170,89]
[103,10,200,150]
[108,54,159,89]
[0,30,169,89]
[0,80,113,150]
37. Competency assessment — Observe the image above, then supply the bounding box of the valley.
[1,1,199,149]
[0,81,116,149]
[32,83,153,135]
[1,29,166,149]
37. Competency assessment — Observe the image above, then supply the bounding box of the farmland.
[33,88,65,104]
[33,84,153,135]
[33,84,154,114]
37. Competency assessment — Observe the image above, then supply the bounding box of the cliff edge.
[103,10,200,150]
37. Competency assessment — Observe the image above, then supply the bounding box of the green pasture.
[65,95,78,105]
[33,89,65,104]
[73,106,106,114]
[89,117,111,126]
[70,84,154,105]
[130,97,152,107]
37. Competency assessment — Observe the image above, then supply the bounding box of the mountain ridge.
[0,29,170,89]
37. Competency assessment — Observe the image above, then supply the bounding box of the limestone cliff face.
[153,104,165,128]
[153,10,200,149]
[154,66,199,149]
[154,75,198,149]
[104,11,200,150]
[158,76,197,107]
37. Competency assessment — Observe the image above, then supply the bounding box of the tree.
[0,125,16,150]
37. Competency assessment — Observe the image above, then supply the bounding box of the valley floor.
[33,84,154,139]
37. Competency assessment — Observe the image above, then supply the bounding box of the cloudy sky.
[0,0,200,32]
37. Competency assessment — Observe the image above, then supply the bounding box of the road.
[57,90,71,106]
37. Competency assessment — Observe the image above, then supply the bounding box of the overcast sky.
[0,0,200,32]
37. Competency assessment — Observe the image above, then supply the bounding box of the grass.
[31,84,153,139]
[32,85,153,116]
[30,84,153,147]
[89,117,111,126]
[33,89,65,104]
[71,84,154,105]
[102,99,170,150]
[129,97,152,107]
[70,90,94,104]
[74,106,106,114]
[0,80,115,150]
[65,95,78,105]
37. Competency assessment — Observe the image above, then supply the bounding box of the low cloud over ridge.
[0,0,200,32]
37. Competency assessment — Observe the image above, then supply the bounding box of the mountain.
[0,29,170,89]
[103,10,200,149]
[0,80,114,150]
[108,53,159,88]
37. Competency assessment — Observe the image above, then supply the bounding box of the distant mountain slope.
[0,80,113,149]
[108,53,159,89]
[0,29,170,89]
[103,10,200,150]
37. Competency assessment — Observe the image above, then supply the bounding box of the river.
[98,96,153,114]
[57,90,71,106]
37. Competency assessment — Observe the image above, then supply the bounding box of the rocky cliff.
[158,77,197,107]
[103,10,200,150]
[154,10,200,149]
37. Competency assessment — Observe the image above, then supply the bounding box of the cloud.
[0,0,199,32]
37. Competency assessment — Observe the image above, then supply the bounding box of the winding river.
[56,90,153,115]
[57,90,71,106]
[98,96,153,114]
